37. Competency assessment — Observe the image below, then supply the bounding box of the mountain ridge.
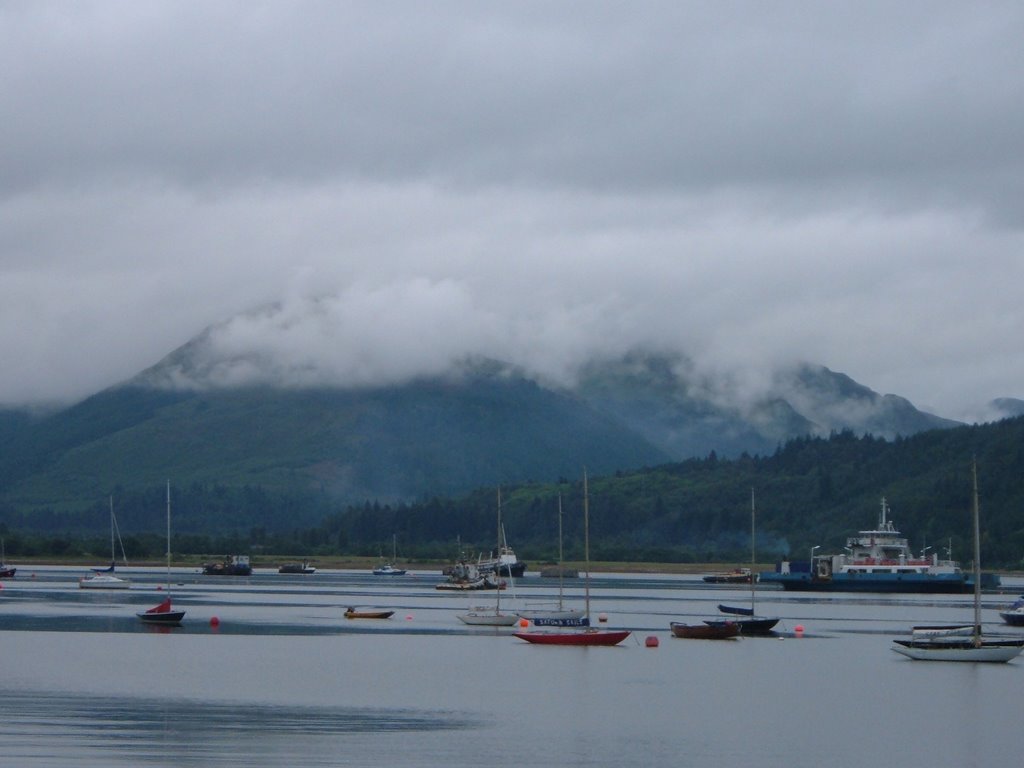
[0,324,984,519]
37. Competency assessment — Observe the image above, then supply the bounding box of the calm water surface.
[1,566,1022,767]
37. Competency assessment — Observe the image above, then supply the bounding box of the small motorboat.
[344,607,395,619]
[999,596,1024,626]
[372,563,407,576]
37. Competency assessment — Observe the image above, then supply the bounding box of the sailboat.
[706,489,779,634]
[459,488,520,626]
[137,481,186,625]
[892,462,1024,662]
[79,497,131,589]
[0,538,15,579]
[516,493,585,623]
[514,471,631,646]
[372,534,407,576]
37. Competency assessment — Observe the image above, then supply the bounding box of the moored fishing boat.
[436,560,504,590]
[202,555,252,576]
[760,498,998,593]
[476,544,526,578]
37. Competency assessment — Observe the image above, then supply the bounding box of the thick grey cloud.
[2,1,1023,422]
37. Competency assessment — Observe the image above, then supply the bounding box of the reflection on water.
[3,690,480,767]
[1,567,1022,767]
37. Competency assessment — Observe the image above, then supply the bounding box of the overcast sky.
[2,1,1023,422]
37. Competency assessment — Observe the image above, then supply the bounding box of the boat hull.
[702,570,754,584]
[457,612,520,626]
[670,622,740,640]
[344,610,395,619]
[514,629,630,646]
[516,608,586,622]
[892,639,1024,662]
[705,617,779,635]
[278,563,316,574]
[372,565,407,575]
[79,575,131,589]
[759,572,973,593]
[0,566,15,578]
[999,610,1024,626]
[137,610,186,625]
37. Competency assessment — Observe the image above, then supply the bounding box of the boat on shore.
[202,555,252,576]
[670,621,740,640]
[759,498,999,593]
[702,568,754,584]
[278,561,316,574]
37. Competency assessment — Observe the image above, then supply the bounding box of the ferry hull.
[758,572,985,593]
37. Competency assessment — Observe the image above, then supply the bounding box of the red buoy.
[645,635,659,648]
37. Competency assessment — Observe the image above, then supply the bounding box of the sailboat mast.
[166,480,173,594]
[972,461,982,646]
[557,493,564,610]
[583,469,591,621]
[496,487,502,613]
[109,496,115,566]
[750,488,756,612]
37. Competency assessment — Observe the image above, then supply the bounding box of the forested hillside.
[3,416,1023,568]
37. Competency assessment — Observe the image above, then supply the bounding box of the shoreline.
[8,556,1022,579]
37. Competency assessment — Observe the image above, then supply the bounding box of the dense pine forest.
[2,417,1023,568]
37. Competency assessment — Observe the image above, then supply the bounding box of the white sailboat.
[79,497,131,590]
[372,534,407,575]
[458,488,519,626]
[137,481,185,625]
[892,462,1024,662]
[516,493,585,623]
[0,537,15,578]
